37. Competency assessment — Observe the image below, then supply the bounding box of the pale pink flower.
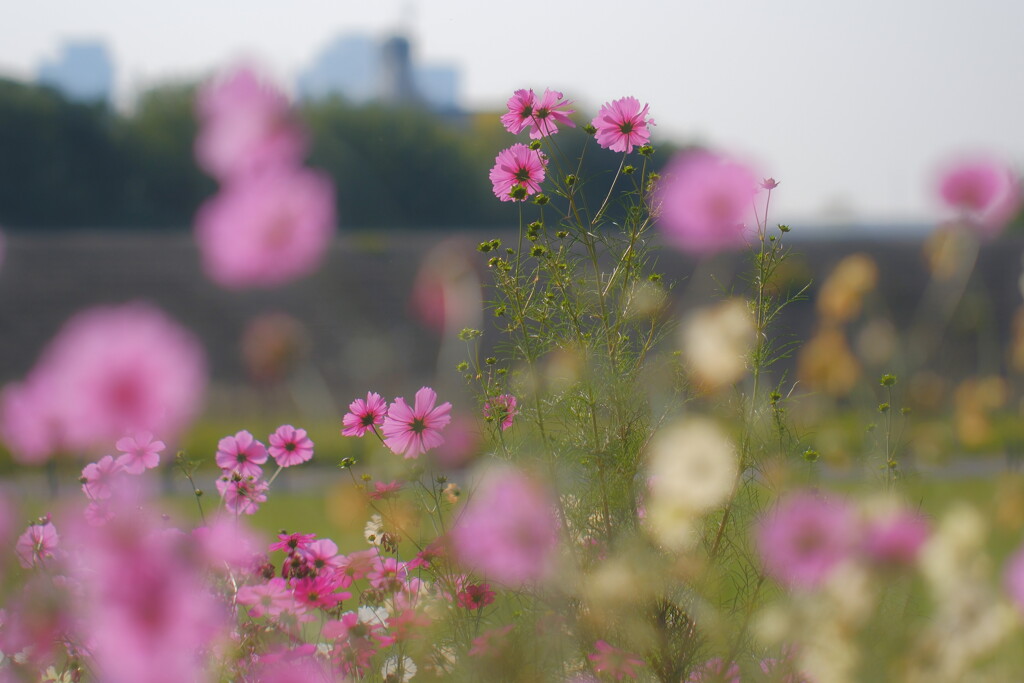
[268,424,314,467]
[269,531,316,554]
[688,658,740,682]
[382,386,453,459]
[500,88,575,139]
[1005,542,1024,612]
[592,97,654,153]
[215,429,268,477]
[937,156,1022,238]
[192,518,264,570]
[653,150,758,254]
[757,492,859,588]
[588,640,645,681]
[301,538,343,573]
[0,303,206,461]
[194,166,336,289]
[468,624,514,657]
[862,509,930,568]
[216,475,269,515]
[84,500,115,526]
[450,466,559,586]
[342,391,387,437]
[252,651,332,682]
[367,556,408,592]
[368,480,403,500]
[15,521,59,569]
[335,548,377,582]
[489,143,548,202]
[483,394,518,430]
[194,66,307,181]
[115,431,165,474]
[237,577,297,618]
[81,455,124,501]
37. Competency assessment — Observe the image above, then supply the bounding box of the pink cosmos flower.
[252,652,332,683]
[291,574,351,610]
[588,640,646,681]
[489,143,548,202]
[216,475,269,515]
[468,624,515,657]
[591,97,654,153]
[15,521,59,569]
[115,431,165,474]
[483,394,518,431]
[0,304,206,462]
[757,492,859,589]
[81,455,124,501]
[342,391,387,437]
[268,424,314,467]
[269,531,317,554]
[301,538,343,574]
[368,556,408,592]
[653,150,759,254]
[368,480,403,500]
[192,518,264,570]
[500,88,576,139]
[688,658,740,683]
[335,548,377,582]
[450,466,560,586]
[84,500,114,526]
[937,156,1022,238]
[194,166,336,289]
[237,577,297,618]
[862,509,930,568]
[215,430,268,478]
[382,386,453,459]
[194,66,308,181]
[1005,542,1024,613]
[456,582,495,610]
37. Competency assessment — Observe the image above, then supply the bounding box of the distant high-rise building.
[298,31,459,112]
[37,41,114,103]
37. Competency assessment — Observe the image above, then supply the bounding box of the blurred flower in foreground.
[0,303,206,463]
[194,167,336,289]
[194,66,307,181]
[451,466,559,586]
[687,658,740,682]
[241,312,309,384]
[937,155,1021,238]
[1006,543,1024,612]
[588,640,645,681]
[652,150,758,254]
[644,418,738,550]
[757,492,858,589]
[797,326,860,397]
[591,97,654,153]
[816,253,879,323]
[679,298,754,391]
[483,394,517,430]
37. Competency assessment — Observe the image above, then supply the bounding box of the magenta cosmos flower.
[194,66,308,181]
[216,430,268,477]
[588,640,646,681]
[483,394,518,430]
[81,455,124,501]
[1005,542,1024,613]
[489,143,548,202]
[500,88,576,139]
[342,391,387,437]
[0,303,206,463]
[757,492,859,589]
[194,166,336,289]
[115,431,165,474]
[653,150,758,254]
[937,156,1022,238]
[15,520,59,569]
[268,424,314,467]
[591,97,654,153]
[450,466,559,586]
[381,387,452,458]
[862,508,930,568]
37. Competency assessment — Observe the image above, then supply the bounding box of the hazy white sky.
[3,0,1023,226]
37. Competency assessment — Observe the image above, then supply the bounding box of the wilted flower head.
[937,155,1022,238]
[194,166,336,289]
[653,150,758,254]
[757,492,859,588]
[591,97,654,153]
[0,303,206,462]
[451,466,559,586]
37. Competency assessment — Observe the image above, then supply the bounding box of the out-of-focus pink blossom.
[115,431,165,474]
[456,582,495,610]
[0,303,206,463]
[195,167,336,289]
[688,658,740,682]
[757,492,859,589]
[653,150,759,254]
[468,624,514,657]
[192,517,264,570]
[588,640,646,681]
[216,475,269,516]
[268,424,314,467]
[489,144,548,202]
[862,509,930,568]
[938,156,1022,238]
[251,650,332,682]
[450,466,559,586]
[194,66,307,181]
[15,520,59,569]
[81,455,124,501]
[591,97,654,153]
[237,577,298,618]
[1006,542,1024,613]
[483,394,517,431]
[382,387,452,459]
